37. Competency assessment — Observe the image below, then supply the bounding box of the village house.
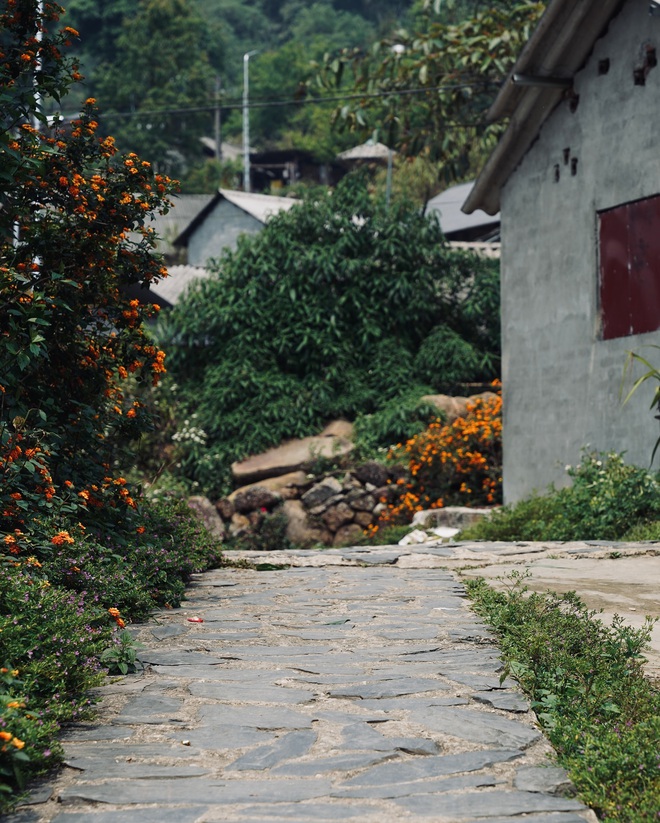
[464,0,660,502]
[173,188,297,268]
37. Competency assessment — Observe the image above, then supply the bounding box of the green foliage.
[165,174,500,495]
[414,326,484,387]
[622,345,660,465]
[460,451,660,542]
[91,0,223,176]
[0,6,224,811]
[100,630,143,675]
[353,392,442,460]
[318,1,545,180]
[467,574,660,820]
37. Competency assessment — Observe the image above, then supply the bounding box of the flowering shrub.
[0,0,176,548]
[374,387,502,530]
[0,4,224,811]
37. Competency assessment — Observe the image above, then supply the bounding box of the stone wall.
[215,461,405,548]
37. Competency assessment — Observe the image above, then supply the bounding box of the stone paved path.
[12,543,608,823]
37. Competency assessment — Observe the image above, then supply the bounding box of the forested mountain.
[59,0,542,192]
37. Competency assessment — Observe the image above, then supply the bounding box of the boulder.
[354,511,374,527]
[282,500,332,549]
[228,471,308,502]
[349,493,376,512]
[322,502,355,532]
[420,391,498,424]
[229,512,250,538]
[411,506,493,530]
[321,419,354,439]
[216,497,235,521]
[233,486,282,514]
[187,496,226,540]
[301,476,343,509]
[231,426,354,485]
[333,523,364,548]
[353,461,389,488]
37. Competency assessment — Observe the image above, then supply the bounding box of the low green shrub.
[353,391,442,461]
[460,451,660,541]
[466,574,660,821]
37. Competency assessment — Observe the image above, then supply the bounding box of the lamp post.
[243,50,258,192]
[386,44,406,208]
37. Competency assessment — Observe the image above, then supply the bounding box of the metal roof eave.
[463,0,625,216]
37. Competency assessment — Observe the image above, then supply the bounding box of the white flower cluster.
[172,414,207,447]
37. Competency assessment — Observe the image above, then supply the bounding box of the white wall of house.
[187,200,263,267]
[501,0,660,501]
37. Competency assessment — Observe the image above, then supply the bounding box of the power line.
[81,81,499,122]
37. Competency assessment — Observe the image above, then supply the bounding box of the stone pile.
[215,461,405,549]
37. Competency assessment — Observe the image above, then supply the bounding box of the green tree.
[318,1,545,182]
[164,172,499,493]
[92,0,223,176]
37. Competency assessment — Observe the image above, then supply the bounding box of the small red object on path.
[187,617,204,623]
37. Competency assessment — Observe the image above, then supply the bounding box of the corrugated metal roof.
[464,0,626,215]
[149,265,214,306]
[426,181,500,236]
[337,141,393,161]
[138,194,214,257]
[217,189,298,223]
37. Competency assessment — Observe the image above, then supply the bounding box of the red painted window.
[598,195,660,340]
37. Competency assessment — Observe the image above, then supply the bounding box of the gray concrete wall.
[187,200,263,267]
[501,0,660,501]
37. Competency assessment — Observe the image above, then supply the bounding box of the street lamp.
[243,50,258,193]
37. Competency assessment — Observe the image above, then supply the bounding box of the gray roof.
[426,182,499,237]
[174,189,298,248]
[218,189,298,223]
[464,0,625,215]
[141,194,214,257]
[149,265,214,306]
[337,141,394,161]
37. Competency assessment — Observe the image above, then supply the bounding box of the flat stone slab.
[51,812,207,823]
[328,677,449,699]
[473,691,530,712]
[226,730,317,771]
[406,706,541,749]
[187,682,315,704]
[198,705,314,730]
[340,750,524,786]
[58,778,334,806]
[334,771,499,799]
[394,789,586,817]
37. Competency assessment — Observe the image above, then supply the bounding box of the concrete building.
[464,0,660,501]
[174,189,297,267]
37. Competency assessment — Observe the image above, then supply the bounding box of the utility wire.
[80,81,499,121]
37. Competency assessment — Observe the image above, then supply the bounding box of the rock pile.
[214,460,405,548]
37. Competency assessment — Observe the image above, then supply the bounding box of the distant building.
[173,189,298,267]
[426,181,500,242]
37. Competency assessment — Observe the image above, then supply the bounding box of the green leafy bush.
[467,574,660,820]
[460,451,660,541]
[353,391,442,460]
[165,173,500,495]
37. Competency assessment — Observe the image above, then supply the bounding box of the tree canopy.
[164,173,500,493]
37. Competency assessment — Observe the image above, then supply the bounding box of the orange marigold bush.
[377,385,502,528]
